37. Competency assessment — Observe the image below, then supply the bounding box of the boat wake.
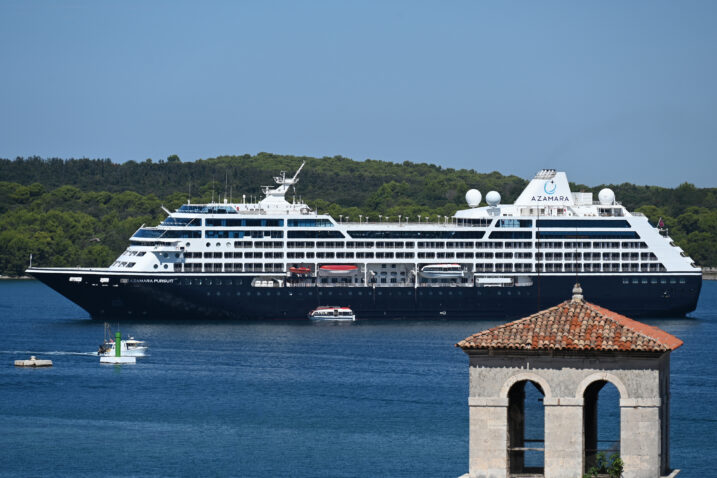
[0,350,98,357]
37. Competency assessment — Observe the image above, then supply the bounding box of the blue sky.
[1,1,716,187]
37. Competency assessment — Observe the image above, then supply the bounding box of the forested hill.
[0,153,716,276]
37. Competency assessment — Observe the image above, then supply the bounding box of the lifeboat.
[419,264,465,279]
[308,306,356,322]
[289,266,311,275]
[318,265,359,275]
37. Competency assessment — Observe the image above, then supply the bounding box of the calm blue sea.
[0,280,715,477]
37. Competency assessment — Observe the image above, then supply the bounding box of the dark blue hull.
[28,270,702,320]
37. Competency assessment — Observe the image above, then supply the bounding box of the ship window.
[160,230,202,239]
[288,230,344,239]
[538,231,639,240]
[536,219,630,228]
[488,231,532,239]
[153,264,158,269]
[205,218,283,227]
[288,219,333,227]
[497,219,533,228]
[132,228,164,238]
[161,217,202,227]
[349,230,485,239]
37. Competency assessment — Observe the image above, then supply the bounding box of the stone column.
[469,397,508,478]
[620,398,662,478]
[544,397,584,478]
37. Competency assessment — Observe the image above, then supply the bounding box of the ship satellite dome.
[486,191,501,207]
[598,188,615,205]
[465,189,482,208]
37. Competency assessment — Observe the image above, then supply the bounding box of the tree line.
[0,154,715,276]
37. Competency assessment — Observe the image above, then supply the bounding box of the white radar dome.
[465,189,482,208]
[486,191,501,207]
[598,188,615,205]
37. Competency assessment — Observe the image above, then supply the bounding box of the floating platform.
[14,356,53,367]
[100,356,136,364]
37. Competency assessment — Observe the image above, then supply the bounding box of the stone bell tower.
[457,284,682,478]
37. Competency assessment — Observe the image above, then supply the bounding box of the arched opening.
[583,380,621,473]
[507,380,545,476]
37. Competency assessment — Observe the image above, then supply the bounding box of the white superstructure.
[107,167,698,286]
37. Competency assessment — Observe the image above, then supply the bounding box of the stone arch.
[499,372,553,399]
[575,372,629,400]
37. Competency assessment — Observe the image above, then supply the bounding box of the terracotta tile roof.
[456,298,683,353]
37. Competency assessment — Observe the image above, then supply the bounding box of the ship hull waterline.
[28,268,701,320]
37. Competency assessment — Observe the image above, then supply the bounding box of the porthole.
[186,242,190,247]
[206,242,210,247]
[226,242,231,247]
[153,264,158,269]
[163,264,168,269]
[216,242,220,247]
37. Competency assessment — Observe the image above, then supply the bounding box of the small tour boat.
[308,306,356,322]
[98,323,149,357]
[419,264,465,279]
[318,265,359,275]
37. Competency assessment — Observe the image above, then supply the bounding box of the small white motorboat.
[98,323,148,357]
[308,306,356,322]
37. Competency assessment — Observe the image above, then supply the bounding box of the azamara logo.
[544,180,557,195]
[531,195,569,202]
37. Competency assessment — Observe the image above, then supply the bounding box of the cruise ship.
[28,165,702,320]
